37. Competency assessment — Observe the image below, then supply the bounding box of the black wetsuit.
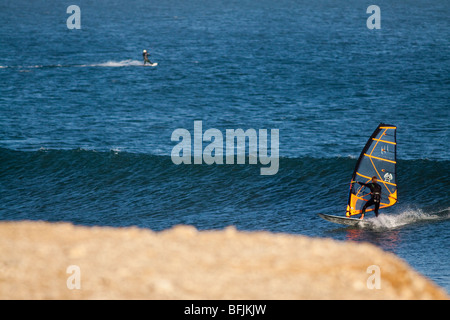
[143,52,151,65]
[358,181,382,217]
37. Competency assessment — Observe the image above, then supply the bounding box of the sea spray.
[366,209,443,230]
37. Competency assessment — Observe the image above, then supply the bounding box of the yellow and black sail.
[346,124,397,217]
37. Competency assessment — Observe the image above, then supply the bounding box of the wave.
[0,147,447,233]
[1,147,448,178]
[0,148,448,218]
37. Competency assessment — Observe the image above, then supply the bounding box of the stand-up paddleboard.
[318,213,373,227]
[319,123,398,228]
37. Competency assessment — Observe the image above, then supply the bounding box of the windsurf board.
[318,213,373,228]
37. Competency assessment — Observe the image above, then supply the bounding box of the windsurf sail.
[346,123,397,217]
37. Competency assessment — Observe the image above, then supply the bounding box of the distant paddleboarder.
[142,49,152,65]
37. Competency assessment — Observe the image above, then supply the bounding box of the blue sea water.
[1,0,449,293]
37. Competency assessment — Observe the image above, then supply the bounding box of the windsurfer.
[357,176,382,219]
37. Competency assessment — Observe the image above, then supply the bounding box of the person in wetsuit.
[357,176,382,218]
[142,49,152,65]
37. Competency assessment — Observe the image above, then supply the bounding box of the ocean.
[0,0,449,293]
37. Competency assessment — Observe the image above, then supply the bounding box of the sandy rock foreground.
[0,221,447,299]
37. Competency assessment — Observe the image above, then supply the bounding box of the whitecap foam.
[110,148,123,155]
[23,65,44,68]
[84,60,143,67]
